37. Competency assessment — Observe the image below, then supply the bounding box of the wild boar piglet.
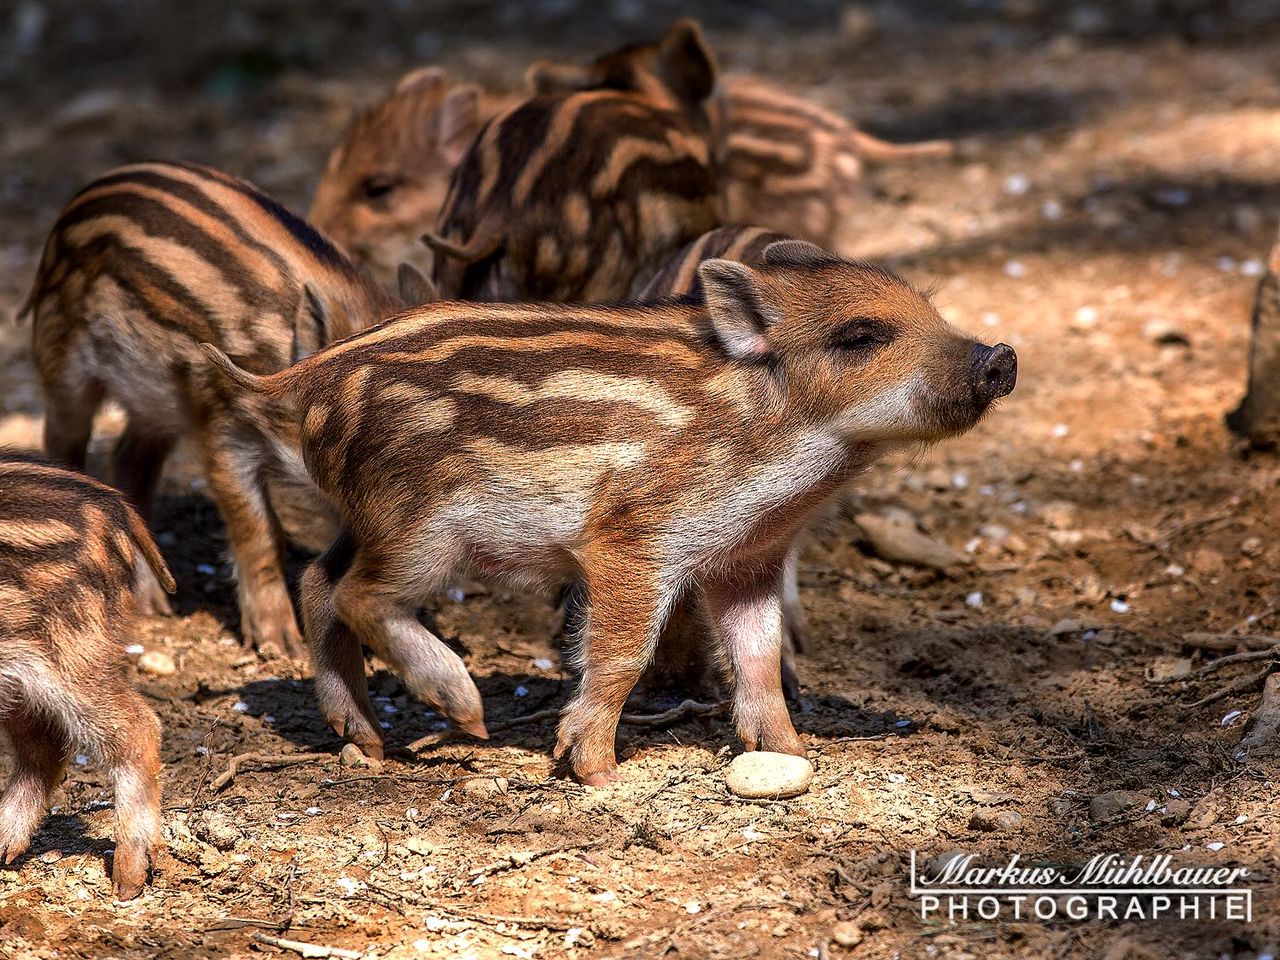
[0,454,175,899]
[22,161,423,656]
[204,240,1016,784]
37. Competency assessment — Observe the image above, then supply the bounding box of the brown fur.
[719,75,953,248]
[426,20,723,302]
[23,161,409,656]
[205,242,1016,783]
[0,454,173,899]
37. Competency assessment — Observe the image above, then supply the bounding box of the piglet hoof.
[137,584,173,619]
[110,847,152,901]
[0,839,31,867]
[327,713,385,761]
[738,713,806,759]
[577,767,622,788]
[244,615,307,660]
[454,716,490,740]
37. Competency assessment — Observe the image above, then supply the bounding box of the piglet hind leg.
[555,556,674,785]
[702,563,806,758]
[0,710,68,869]
[330,551,487,741]
[115,424,176,618]
[199,429,305,658]
[92,690,163,900]
[301,545,384,760]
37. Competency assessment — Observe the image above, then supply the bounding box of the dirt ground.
[1,1,1279,958]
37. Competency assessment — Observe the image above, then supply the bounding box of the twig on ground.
[469,839,606,882]
[1182,632,1280,653]
[1187,665,1274,710]
[211,752,333,792]
[251,933,362,959]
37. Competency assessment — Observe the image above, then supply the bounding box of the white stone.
[725,752,814,799]
[137,650,176,676]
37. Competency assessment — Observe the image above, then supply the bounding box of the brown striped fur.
[0,454,173,899]
[426,20,723,302]
[205,241,1017,783]
[306,57,951,285]
[720,75,952,248]
[23,161,413,656]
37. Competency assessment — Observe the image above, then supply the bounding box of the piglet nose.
[972,343,1017,403]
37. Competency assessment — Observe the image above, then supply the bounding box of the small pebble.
[1235,814,1248,825]
[1221,710,1242,726]
[1241,258,1265,277]
[831,920,862,947]
[969,809,1023,832]
[124,643,145,656]
[1004,173,1030,195]
[196,563,217,576]
[1041,199,1064,220]
[137,650,176,676]
[965,591,984,608]
[725,752,814,799]
[1052,423,1070,437]
[533,657,554,670]
[231,701,250,713]
[1206,841,1225,852]
[514,685,529,698]
[1090,790,1148,821]
[684,901,701,914]
[1110,599,1130,614]
[1004,259,1027,278]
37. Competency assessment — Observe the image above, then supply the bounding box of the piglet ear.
[525,59,596,94]
[697,259,779,361]
[397,263,439,305]
[762,239,840,269]
[396,65,448,96]
[436,84,484,167]
[658,19,718,104]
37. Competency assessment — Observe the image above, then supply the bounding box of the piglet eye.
[834,319,893,353]
[361,175,397,200]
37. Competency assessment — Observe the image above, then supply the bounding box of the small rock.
[137,650,176,677]
[1039,500,1078,529]
[1089,790,1149,822]
[1049,618,1082,636]
[1160,798,1191,825]
[340,743,381,769]
[725,752,813,799]
[969,809,1023,832]
[854,511,965,571]
[831,920,862,947]
[1142,319,1191,347]
[1148,657,1192,682]
[197,812,241,851]
[1241,536,1264,557]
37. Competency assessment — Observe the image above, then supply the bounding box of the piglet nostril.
[973,343,1017,402]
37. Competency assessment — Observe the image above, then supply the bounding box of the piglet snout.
[972,342,1017,404]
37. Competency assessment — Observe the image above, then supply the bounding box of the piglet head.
[697,240,1017,445]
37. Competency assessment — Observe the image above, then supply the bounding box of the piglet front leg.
[702,561,805,758]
